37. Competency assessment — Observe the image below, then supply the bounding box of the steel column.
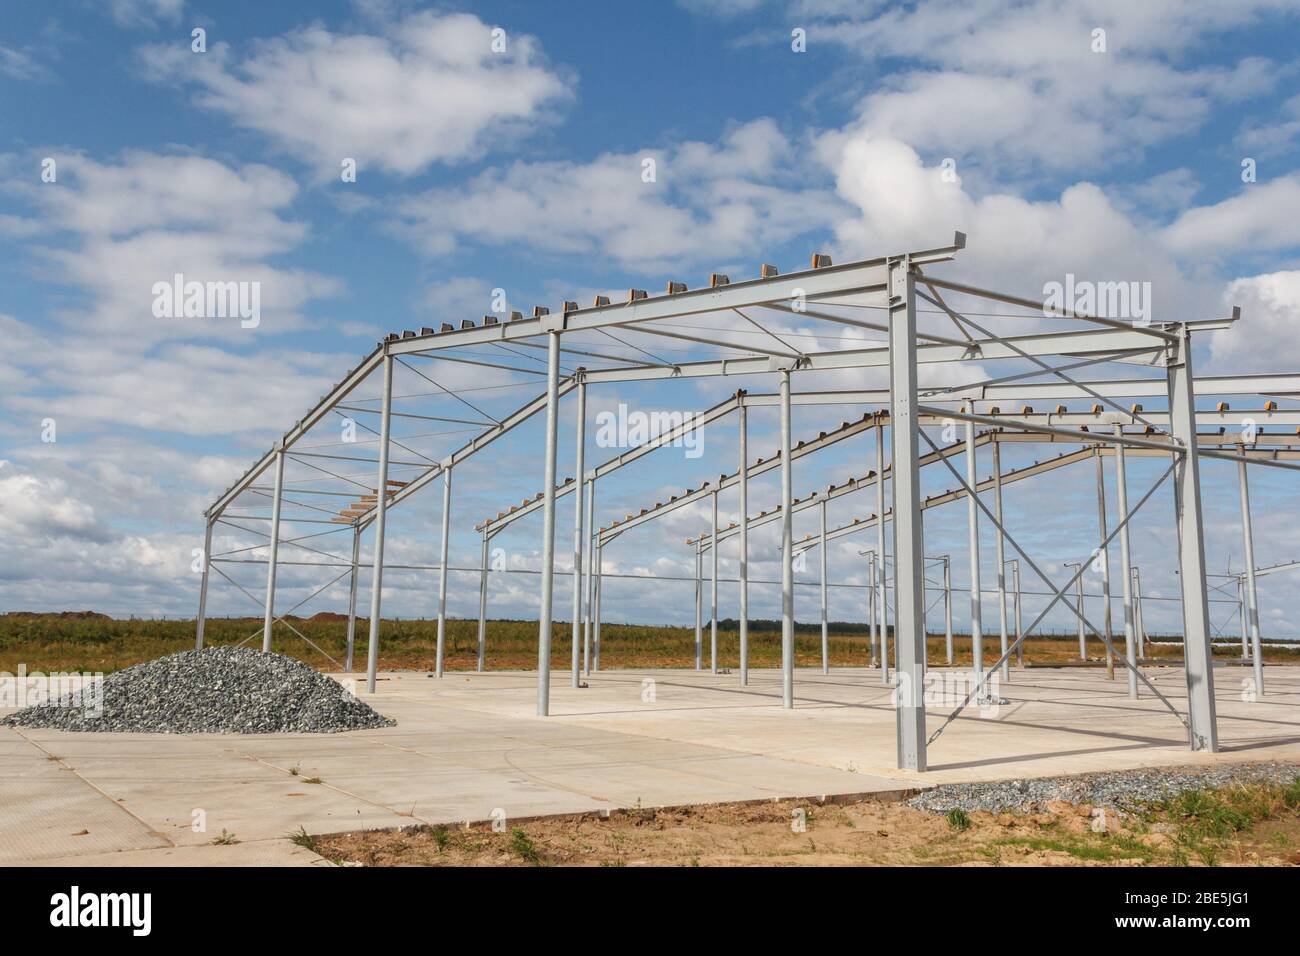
[435,467,452,678]
[477,531,488,672]
[964,417,983,696]
[889,257,927,771]
[1166,327,1218,751]
[738,403,750,685]
[1012,560,1023,667]
[535,330,561,716]
[1238,456,1264,695]
[1133,566,1145,657]
[710,488,719,674]
[875,419,889,683]
[593,541,603,669]
[345,524,360,671]
[867,551,877,662]
[583,479,596,674]
[570,381,586,688]
[819,497,829,674]
[780,368,795,708]
[992,440,1009,680]
[261,445,286,653]
[1113,423,1137,698]
[943,555,953,664]
[195,519,213,650]
[694,540,703,671]
[365,354,394,694]
[1095,451,1115,678]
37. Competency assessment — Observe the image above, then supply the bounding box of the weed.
[288,826,317,852]
[946,808,971,832]
[509,827,542,865]
[212,828,239,846]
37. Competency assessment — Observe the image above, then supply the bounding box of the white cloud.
[394,119,843,270]
[10,150,340,340]
[1161,175,1300,261]
[0,462,109,542]
[817,130,1208,322]
[142,11,573,178]
[771,0,1290,178]
[1209,271,1300,369]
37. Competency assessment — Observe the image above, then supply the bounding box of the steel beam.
[780,368,794,708]
[583,479,596,674]
[262,445,286,653]
[365,354,394,694]
[593,541,603,669]
[1238,455,1264,695]
[477,531,489,672]
[694,540,703,671]
[867,551,877,664]
[876,418,889,683]
[435,467,452,678]
[943,556,953,664]
[1113,424,1137,698]
[345,524,360,671]
[1166,327,1218,751]
[738,403,750,685]
[965,418,983,697]
[535,331,561,716]
[710,489,719,674]
[571,382,587,688]
[819,497,829,674]
[992,440,1009,680]
[1095,451,1115,678]
[195,519,213,651]
[889,257,927,771]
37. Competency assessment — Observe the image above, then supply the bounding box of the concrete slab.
[2,663,1296,865]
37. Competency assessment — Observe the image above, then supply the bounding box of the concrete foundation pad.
[2,664,1296,865]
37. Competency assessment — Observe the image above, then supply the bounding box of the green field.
[2,612,1294,674]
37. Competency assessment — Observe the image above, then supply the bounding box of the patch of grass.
[1145,776,1300,865]
[945,808,971,832]
[509,827,543,865]
[288,826,317,852]
[211,828,238,846]
[431,825,450,852]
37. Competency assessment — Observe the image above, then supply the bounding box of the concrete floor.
[3,663,1297,866]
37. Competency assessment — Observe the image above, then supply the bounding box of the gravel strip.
[908,762,1300,814]
[3,646,395,734]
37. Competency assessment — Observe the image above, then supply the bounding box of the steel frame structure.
[197,232,1295,772]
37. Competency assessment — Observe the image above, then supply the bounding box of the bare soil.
[311,789,1300,867]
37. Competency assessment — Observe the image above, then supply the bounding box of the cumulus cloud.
[1161,175,1300,262]
[6,150,341,342]
[741,0,1291,178]
[0,462,110,542]
[1208,272,1300,369]
[393,119,843,270]
[142,11,573,178]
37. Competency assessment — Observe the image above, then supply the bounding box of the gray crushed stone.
[908,762,1300,815]
[3,646,395,734]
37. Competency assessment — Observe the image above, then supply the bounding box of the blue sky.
[2,0,1299,646]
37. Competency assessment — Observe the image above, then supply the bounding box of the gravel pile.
[908,762,1300,815]
[3,646,395,734]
